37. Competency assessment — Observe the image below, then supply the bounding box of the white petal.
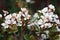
[33,13,39,18]
[4,25,9,29]
[41,34,47,39]
[1,23,6,26]
[17,23,22,26]
[40,15,45,19]
[5,20,11,24]
[24,18,27,20]
[0,14,2,18]
[25,0,31,3]
[5,14,12,19]
[21,8,27,12]
[13,21,16,24]
[40,25,44,28]
[41,7,48,13]
[12,13,17,17]
[37,19,43,25]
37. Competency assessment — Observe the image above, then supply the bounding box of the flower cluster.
[28,4,60,31]
[1,8,31,29]
[0,4,60,40]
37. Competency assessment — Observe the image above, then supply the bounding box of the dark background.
[0,0,60,16]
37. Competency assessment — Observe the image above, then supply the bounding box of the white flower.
[44,30,49,34]
[48,4,55,9]
[38,10,42,13]
[1,23,6,26]
[28,23,34,27]
[11,18,15,22]
[17,18,21,22]
[41,34,47,39]
[40,15,45,19]
[37,19,43,25]
[4,14,7,16]
[17,20,22,23]
[40,25,44,28]
[54,14,59,18]
[33,13,39,18]
[5,14,12,20]
[1,23,9,29]
[4,25,9,29]
[21,13,25,17]
[2,10,9,14]
[2,10,9,16]
[12,13,17,17]
[24,18,27,20]
[21,8,27,12]
[0,14,2,18]
[5,20,11,24]
[43,18,49,23]
[55,19,60,24]
[56,26,60,31]
[16,14,21,19]
[44,23,52,28]
[12,21,16,24]
[17,23,22,26]
[26,15,31,20]
[48,4,55,11]
[25,0,31,3]
[17,20,22,26]
[41,7,48,13]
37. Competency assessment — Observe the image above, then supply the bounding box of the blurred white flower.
[11,18,15,22]
[41,7,48,13]
[28,23,34,27]
[2,10,9,16]
[48,4,55,9]
[37,19,43,25]
[38,10,42,13]
[1,23,6,26]
[16,14,21,19]
[54,14,59,18]
[41,34,47,39]
[56,26,60,31]
[4,25,9,29]
[21,8,27,12]
[40,15,45,19]
[0,14,2,18]
[44,23,52,28]
[25,0,31,3]
[40,25,44,28]
[12,13,17,18]
[24,18,27,20]
[44,30,49,34]
[5,20,11,24]
[27,15,31,19]
[13,21,16,24]
[5,14,12,20]
[48,4,55,11]
[55,19,60,24]
[33,13,39,18]
[10,18,16,24]
[17,23,22,26]
[1,23,9,29]
[2,10,9,14]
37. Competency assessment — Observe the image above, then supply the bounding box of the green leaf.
[24,34,31,40]
[30,35,36,40]
[9,25,18,33]
[8,35,13,40]
[49,26,57,32]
